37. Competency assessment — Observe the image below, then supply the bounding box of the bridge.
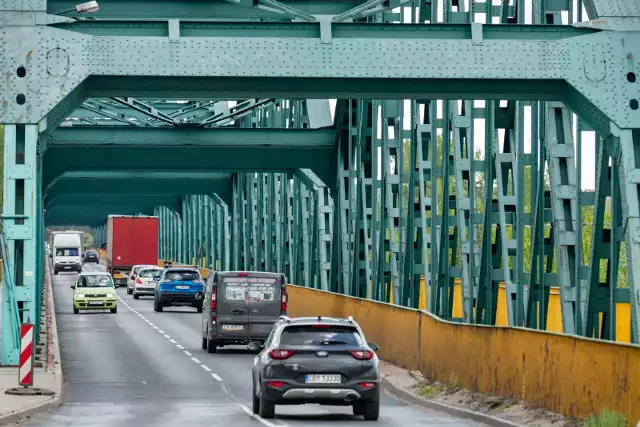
[1,0,640,424]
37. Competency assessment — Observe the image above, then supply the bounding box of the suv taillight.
[210,287,217,310]
[349,350,374,360]
[281,287,288,313]
[268,349,295,360]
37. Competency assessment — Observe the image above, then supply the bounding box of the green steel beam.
[1,125,41,365]
[47,0,361,20]
[43,146,335,189]
[44,193,184,210]
[48,127,336,147]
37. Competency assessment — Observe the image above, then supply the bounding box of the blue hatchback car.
[153,268,205,313]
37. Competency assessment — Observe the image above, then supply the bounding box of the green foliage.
[83,233,94,249]
[585,409,627,427]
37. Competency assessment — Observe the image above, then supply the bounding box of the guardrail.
[158,259,640,424]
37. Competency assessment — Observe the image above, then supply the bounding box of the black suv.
[83,250,99,264]
[249,316,380,420]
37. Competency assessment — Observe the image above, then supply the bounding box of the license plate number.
[305,374,341,384]
[175,285,189,290]
[221,324,244,331]
[114,274,124,278]
[64,266,71,269]
[88,301,104,306]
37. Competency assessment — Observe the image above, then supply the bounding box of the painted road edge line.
[240,404,284,427]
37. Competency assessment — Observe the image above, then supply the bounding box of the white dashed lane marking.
[116,293,224,384]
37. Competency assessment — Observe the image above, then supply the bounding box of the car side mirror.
[247,341,262,352]
[130,275,135,280]
[70,284,76,290]
[368,342,379,352]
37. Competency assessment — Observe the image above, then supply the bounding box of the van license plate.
[221,325,244,331]
[305,375,341,384]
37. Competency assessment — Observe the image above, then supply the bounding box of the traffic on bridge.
[1,0,640,426]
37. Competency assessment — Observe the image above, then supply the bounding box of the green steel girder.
[44,204,157,225]
[48,126,335,147]
[47,0,362,21]
[42,146,335,188]
[45,179,231,201]
[44,193,184,210]
[8,21,633,132]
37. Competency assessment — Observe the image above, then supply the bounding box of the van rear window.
[222,277,278,302]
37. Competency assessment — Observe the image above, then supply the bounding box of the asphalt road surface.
[24,263,485,427]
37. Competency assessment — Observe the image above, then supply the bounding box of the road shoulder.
[0,262,63,425]
[380,361,581,427]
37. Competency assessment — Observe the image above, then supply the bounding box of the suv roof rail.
[278,315,290,323]
[347,316,354,323]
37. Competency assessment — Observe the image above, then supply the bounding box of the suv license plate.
[221,325,243,331]
[305,374,341,384]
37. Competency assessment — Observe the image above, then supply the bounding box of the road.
[24,263,485,427]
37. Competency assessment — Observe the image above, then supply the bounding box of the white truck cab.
[52,232,83,274]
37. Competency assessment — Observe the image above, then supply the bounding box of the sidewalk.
[0,261,63,425]
[0,367,61,425]
[380,361,578,427]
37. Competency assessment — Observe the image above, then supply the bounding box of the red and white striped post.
[18,323,34,387]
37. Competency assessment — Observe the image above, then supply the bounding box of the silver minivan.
[201,271,287,353]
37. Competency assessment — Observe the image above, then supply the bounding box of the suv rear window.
[222,277,278,302]
[139,269,162,279]
[279,325,363,346]
[165,270,201,282]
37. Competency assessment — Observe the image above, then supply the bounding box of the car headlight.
[76,294,85,299]
[107,294,116,300]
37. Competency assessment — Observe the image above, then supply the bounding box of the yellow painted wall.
[287,285,640,424]
[420,278,632,344]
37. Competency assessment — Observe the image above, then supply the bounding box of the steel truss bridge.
[1,0,639,370]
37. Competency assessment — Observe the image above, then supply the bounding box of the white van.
[52,233,83,274]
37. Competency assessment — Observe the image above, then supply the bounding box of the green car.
[72,272,118,314]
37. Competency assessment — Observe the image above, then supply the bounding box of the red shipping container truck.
[107,215,159,287]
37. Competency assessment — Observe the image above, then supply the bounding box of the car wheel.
[73,306,79,314]
[207,338,218,354]
[363,399,379,421]
[54,270,58,275]
[353,404,365,416]
[259,394,275,419]
[127,287,132,295]
[201,336,207,350]
[196,305,203,313]
[133,293,140,300]
[110,306,118,314]
[252,380,260,414]
[153,298,163,312]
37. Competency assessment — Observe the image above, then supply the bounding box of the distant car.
[83,249,100,264]
[132,266,163,299]
[153,268,205,313]
[126,264,156,295]
[71,272,117,314]
[249,316,380,420]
